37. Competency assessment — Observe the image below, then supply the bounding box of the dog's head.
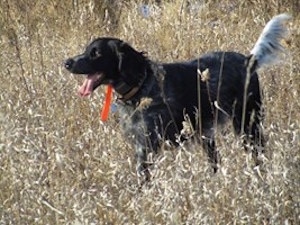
[65,37,148,97]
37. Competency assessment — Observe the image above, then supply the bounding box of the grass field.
[0,0,299,224]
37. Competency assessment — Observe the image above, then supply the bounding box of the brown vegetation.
[0,0,299,224]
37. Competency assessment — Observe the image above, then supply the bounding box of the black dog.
[65,14,290,181]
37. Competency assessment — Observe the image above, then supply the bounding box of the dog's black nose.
[65,58,74,70]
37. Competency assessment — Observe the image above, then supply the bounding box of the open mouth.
[78,74,105,97]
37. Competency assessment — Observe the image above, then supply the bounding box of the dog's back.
[162,52,260,134]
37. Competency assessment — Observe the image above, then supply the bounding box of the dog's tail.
[249,13,291,71]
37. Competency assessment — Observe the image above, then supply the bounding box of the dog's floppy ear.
[113,41,148,86]
[118,42,147,71]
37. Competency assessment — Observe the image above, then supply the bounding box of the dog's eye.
[90,48,101,59]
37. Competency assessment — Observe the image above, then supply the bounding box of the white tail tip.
[250,13,291,68]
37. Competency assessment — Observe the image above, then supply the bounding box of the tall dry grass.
[0,0,299,224]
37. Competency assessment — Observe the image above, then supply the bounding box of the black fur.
[65,37,265,180]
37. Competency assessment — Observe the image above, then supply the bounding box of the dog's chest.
[114,101,145,140]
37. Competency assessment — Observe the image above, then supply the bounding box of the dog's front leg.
[135,122,160,183]
[135,141,151,183]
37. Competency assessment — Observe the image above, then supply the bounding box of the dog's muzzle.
[64,55,95,75]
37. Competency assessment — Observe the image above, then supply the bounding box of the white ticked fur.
[251,13,291,68]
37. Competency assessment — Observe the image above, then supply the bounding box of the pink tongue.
[78,74,101,97]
